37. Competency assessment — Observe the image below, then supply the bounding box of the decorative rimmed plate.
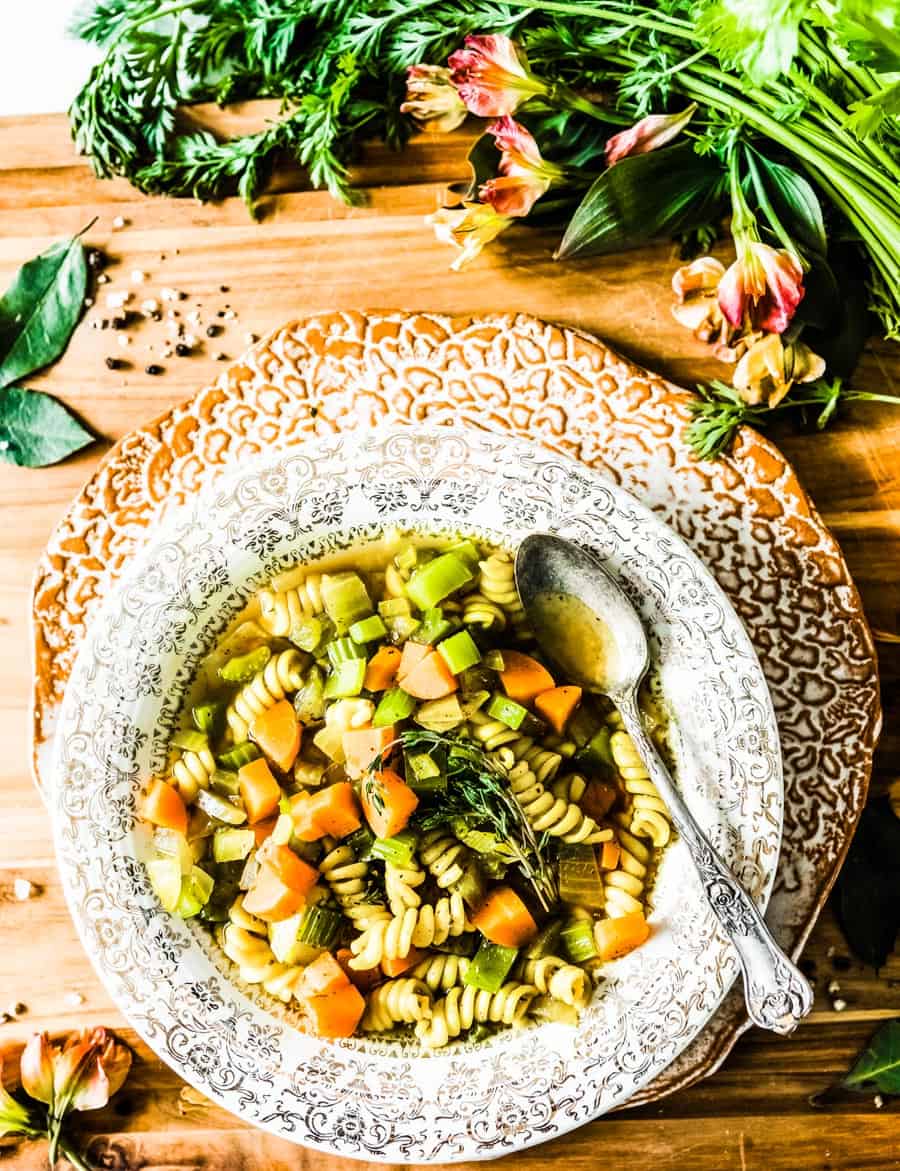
[51,425,781,1162]
[32,311,880,1108]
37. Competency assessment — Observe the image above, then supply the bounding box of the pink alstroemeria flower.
[22,1029,131,1114]
[449,35,547,117]
[428,201,514,270]
[400,65,468,133]
[605,103,697,166]
[717,240,805,333]
[479,116,567,217]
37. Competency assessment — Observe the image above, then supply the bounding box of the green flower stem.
[500,0,694,39]
[57,1138,95,1171]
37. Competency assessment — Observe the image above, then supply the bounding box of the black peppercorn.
[206,324,222,338]
[87,248,106,272]
[175,343,191,357]
[145,364,164,376]
[105,357,124,370]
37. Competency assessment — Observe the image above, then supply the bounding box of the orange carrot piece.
[241,864,305,921]
[336,948,382,992]
[287,792,324,842]
[301,951,351,996]
[342,725,396,779]
[534,685,582,735]
[305,782,362,839]
[238,757,282,824]
[265,844,319,895]
[593,911,650,961]
[499,650,555,704]
[581,779,618,822]
[249,699,302,771]
[381,947,427,978]
[470,885,538,948]
[143,779,188,835]
[397,640,432,682]
[304,984,366,1038]
[252,815,278,847]
[399,650,458,700]
[364,645,402,692]
[361,768,419,838]
[598,841,621,870]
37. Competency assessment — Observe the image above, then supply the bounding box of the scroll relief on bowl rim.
[50,425,781,1163]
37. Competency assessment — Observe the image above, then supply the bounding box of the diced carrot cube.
[300,951,350,996]
[304,984,366,1038]
[361,768,419,838]
[342,725,396,779]
[399,650,458,699]
[238,757,282,824]
[241,864,305,921]
[142,779,188,835]
[250,699,302,771]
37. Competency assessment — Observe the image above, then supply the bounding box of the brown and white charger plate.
[31,309,880,1108]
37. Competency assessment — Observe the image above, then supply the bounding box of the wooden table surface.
[1,104,899,1171]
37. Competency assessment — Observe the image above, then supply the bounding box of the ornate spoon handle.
[616,694,813,1035]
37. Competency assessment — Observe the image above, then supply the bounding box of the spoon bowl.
[515,532,813,1036]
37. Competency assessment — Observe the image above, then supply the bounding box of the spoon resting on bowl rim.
[515,532,813,1036]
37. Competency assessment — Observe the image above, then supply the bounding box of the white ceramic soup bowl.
[50,425,782,1163]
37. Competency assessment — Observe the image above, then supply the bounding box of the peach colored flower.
[0,1055,37,1138]
[400,65,468,133]
[22,1029,131,1114]
[428,201,514,269]
[449,35,547,117]
[605,103,697,166]
[479,116,567,216]
[732,333,826,407]
[717,240,805,333]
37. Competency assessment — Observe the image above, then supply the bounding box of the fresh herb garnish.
[813,1019,900,1106]
[390,729,557,911]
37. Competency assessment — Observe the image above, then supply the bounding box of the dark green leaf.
[0,387,94,468]
[0,233,89,389]
[746,150,827,257]
[555,143,724,260]
[834,799,900,968]
[449,133,498,202]
[842,1020,900,1094]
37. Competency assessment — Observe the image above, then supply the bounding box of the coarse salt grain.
[13,878,33,900]
[244,332,259,345]
[186,310,201,328]
[141,298,161,314]
[832,997,847,1012]
[64,991,86,1008]
[160,287,182,303]
[112,215,128,229]
[117,334,131,348]
[131,270,147,284]
[827,979,841,996]
[222,309,236,320]
[105,291,131,309]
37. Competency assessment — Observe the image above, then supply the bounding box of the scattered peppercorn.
[206,324,222,337]
[105,357,126,370]
[219,285,229,292]
[214,352,228,361]
[87,248,106,272]
[145,364,164,376]
[175,343,192,357]
[216,310,226,318]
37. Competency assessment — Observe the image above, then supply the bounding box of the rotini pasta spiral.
[518,956,590,1007]
[221,897,273,982]
[171,745,215,802]
[415,983,537,1048]
[551,771,588,805]
[385,859,426,915]
[477,553,526,624]
[383,563,409,599]
[603,825,650,918]
[506,760,612,844]
[325,697,375,733]
[362,978,433,1031]
[411,953,471,993]
[610,730,671,848]
[257,574,326,636]
[543,734,577,758]
[319,844,390,930]
[226,649,306,740]
[461,592,507,632]
[418,829,469,890]
[349,894,471,970]
[261,962,307,1003]
[494,736,563,784]
[467,709,519,753]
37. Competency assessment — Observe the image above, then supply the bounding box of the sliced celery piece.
[219,645,271,684]
[192,701,225,736]
[487,693,529,730]
[444,539,480,570]
[327,636,367,666]
[413,695,464,731]
[210,768,241,797]
[372,687,416,727]
[213,827,256,863]
[437,630,482,675]
[370,829,418,867]
[171,729,209,753]
[567,705,601,749]
[414,607,456,645]
[289,615,326,653]
[385,615,421,642]
[378,597,412,618]
[405,553,473,610]
[269,912,303,963]
[459,690,491,719]
[405,751,446,794]
[450,859,486,908]
[432,933,478,956]
[294,666,326,723]
[195,788,247,826]
[464,940,518,992]
[217,741,260,769]
[574,726,615,771]
[175,866,215,918]
[322,572,372,631]
[297,903,343,949]
[395,545,418,573]
[147,857,182,912]
[153,828,193,874]
[323,658,367,699]
[346,824,376,860]
[272,813,294,846]
[482,649,505,671]
[561,919,598,963]
[558,843,604,909]
[312,723,345,763]
[349,614,388,643]
[525,918,564,960]
[531,996,580,1025]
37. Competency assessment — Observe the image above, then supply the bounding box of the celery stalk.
[349,614,388,643]
[171,729,210,753]
[297,904,343,949]
[437,630,482,675]
[217,741,260,769]
[487,693,529,730]
[370,829,418,867]
[405,553,473,609]
[322,572,372,631]
[219,645,271,683]
[561,919,598,963]
[464,940,518,992]
[373,687,416,727]
[323,658,367,698]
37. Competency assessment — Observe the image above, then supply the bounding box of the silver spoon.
[515,532,813,1036]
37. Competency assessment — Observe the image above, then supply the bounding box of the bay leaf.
[0,387,95,468]
[0,230,89,389]
[842,1020,900,1095]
